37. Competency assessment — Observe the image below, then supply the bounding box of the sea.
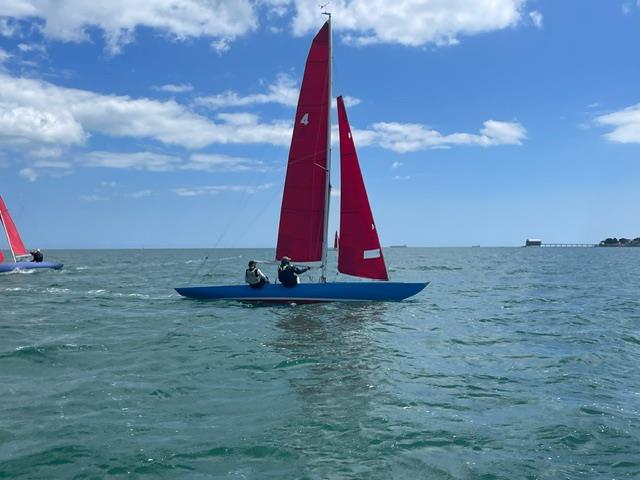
[1,247,639,479]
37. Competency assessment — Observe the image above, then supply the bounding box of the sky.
[0,0,639,249]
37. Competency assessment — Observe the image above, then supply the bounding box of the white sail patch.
[363,249,381,259]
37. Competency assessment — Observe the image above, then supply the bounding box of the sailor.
[245,260,269,289]
[278,256,310,287]
[30,249,43,263]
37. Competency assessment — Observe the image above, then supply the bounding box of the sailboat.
[175,16,428,302]
[0,196,63,273]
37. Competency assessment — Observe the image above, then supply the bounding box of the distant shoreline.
[598,237,640,247]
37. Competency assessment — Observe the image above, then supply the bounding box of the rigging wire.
[191,167,266,281]
[230,186,279,247]
[188,255,208,284]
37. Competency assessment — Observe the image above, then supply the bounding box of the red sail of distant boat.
[334,230,339,249]
[0,195,28,258]
[336,96,389,281]
[275,21,330,262]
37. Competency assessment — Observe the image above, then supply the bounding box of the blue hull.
[0,261,63,273]
[175,282,429,303]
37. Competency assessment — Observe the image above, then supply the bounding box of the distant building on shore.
[525,238,542,247]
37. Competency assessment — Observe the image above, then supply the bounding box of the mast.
[320,11,332,283]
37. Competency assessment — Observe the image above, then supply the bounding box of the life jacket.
[245,267,262,285]
[278,264,299,287]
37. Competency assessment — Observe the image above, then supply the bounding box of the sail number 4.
[300,113,309,125]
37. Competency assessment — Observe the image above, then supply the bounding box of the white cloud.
[289,0,527,47]
[195,74,300,109]
[393,175,411,181]
[0,18,19,37]
[621,2,638,15]
[195,74,361,110]
[391,161,403,169]
[152,83,193,93]
[74,150,268,173]
[19,167,38,182]
[355,119,526,153]
[79,187,153,201]
[480,120,527,144]
[0,73,294,150]
[263,0,290,17]
[212,112,292,145]
[211,37,231,55]
[184,154,265,172]
[0,0,257,55]
[0,48,11,63]
[17,43,47,55]
[529,10,543,29]
[126,189,153,199]
[338,96,361,108]
[28,146,64,158]
[81,151,182,171]
[79,194,108,202]
[17,158,72,181]
[173,183,274,196]
[0,74,527,176]
[33,160,72,169]
[595,104,640,144]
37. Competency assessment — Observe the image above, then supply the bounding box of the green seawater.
[1,248,639,479]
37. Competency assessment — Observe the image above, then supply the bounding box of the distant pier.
[524,238,596,248]
[540,243,596,248]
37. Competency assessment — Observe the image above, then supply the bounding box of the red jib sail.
[337,96,389,281]
[0,196,28,258]
[275,21,330,262]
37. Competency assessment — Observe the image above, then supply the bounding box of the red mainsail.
[275,21,330,262]
[0,196,28,258]
[337,96,389,281]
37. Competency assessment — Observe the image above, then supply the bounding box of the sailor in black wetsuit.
[277,256,310,287]
[30,249,43,262]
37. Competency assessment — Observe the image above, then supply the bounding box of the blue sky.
[0,0,639,249]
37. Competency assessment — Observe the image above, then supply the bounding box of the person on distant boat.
[245,260,269,289]
[278,256,310,287]
[30,249,43,263]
